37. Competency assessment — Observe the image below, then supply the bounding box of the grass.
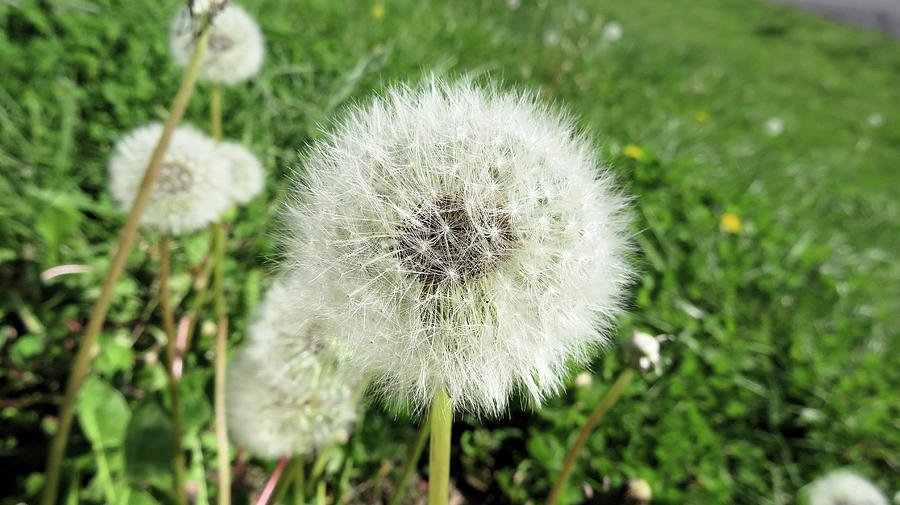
[1,0,898,503]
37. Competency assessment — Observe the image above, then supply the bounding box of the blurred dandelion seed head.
[169,2,264,85]
[282,78,634,416]
[805,470,888,505]
[108,123,232,235]
[226,280,359,459]
[215,141,264,204]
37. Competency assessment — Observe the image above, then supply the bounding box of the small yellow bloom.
[371,4,385,19]
[623,144,645,160]
[694,111,710,123]
[720,212,742,234]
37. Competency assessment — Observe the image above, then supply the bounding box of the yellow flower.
[623,144,645,160]
[719,212,742,234]
[694,111,710,124]
[371,4,385,19]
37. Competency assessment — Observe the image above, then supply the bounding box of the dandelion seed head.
[216,141,264,204]
[282,78,634,416]
[108,123,232,235]
[169,2,264,85]
[805,470,888,505]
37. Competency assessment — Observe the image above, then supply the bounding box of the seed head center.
[208,33,235,51]
[395,195,515,286]
[156,162,194,195]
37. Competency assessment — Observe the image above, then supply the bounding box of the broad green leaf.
[124,400,174,489]
[76,377,130,449]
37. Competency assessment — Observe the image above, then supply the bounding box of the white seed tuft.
[281,78,634,416]
[804,470,888,505]
[169,2,264,85]
[215,141,265,204]
[108,123,232,235]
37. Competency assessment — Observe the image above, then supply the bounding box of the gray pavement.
[770,0,900,37]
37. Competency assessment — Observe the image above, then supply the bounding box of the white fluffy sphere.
[805,470,888,505]
[282,79,634,416]
[169,3,264,85]
[216,141,264,204]
[108,123,232,235]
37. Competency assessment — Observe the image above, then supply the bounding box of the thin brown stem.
[545,368,635,505]
[40,28,212,505]
[213,221,230,505]
[161,235,187,505]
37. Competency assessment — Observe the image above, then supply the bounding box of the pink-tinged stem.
[41,264,93,281]
[173,316,190,380]
[254,456,288,505]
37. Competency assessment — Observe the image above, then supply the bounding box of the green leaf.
[76,377,130,449]
[9,334,45,367]
[124,400,175,489]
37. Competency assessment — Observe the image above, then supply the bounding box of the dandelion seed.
[108,123,232,235]
[169,2,265,85]
[867,113,884,127]
[215,141,264,204]
[623,144,645,160]
[804,470,887,505]
[602,22,623,42]
[719,212,742,234]
[764,117,784,137]
[282,78,634,415]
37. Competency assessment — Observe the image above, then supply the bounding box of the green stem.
[160,234,187,505]
[428,388,452,505]
[213,221,230,505]
[294,461,305,505]
[306,441,335,494]
[182,252,213,353]
[387,409,432,505]
[545,368,635,505]
[39,27,211,505]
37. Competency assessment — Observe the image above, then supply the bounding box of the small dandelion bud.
[216,141,264,204]
[623,329,663,374]
[169,2,264,85]
[804,470,888,505]
[108,123,232,235]
[282,78,634,416]
[625,478,652,503]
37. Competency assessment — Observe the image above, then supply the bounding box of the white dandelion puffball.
[282,79,634,416]
[804,470,888,505]
[108,123,232,235]
[169,3,264,85]
[216,141,264,204]
[244,276,359,390]
[226,330,358,459]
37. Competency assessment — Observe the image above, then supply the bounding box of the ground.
[0,0,898,504]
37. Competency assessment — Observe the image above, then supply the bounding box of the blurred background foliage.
[1,0,898,503]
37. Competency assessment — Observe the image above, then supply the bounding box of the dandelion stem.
[161,234,187,505]
[183,251,214,352]
[294,461,305,505]
[545,368,635,505]
[213,221,230,505]
[307,441,335,494]
[254,456,288,505]
[39,27,211,505]
[428,388,452,505]
[388,409,432,505]
[211,84,222,142]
